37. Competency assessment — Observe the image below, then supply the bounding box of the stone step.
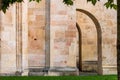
[28,68,49,76]
[28,67,79,76]
[29,68,49,72]
[28,72,45,76]
[49,67,78,72]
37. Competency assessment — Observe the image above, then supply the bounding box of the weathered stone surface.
[28,0,46,67]
[0,0,117,75]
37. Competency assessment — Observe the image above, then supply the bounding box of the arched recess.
[76,9,102,75]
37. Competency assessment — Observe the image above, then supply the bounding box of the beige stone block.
[36,15,45,21]
[22,70,29,76]
[58,11,67,15]
[1,53,16,73]
[65,31,76,38]
[102,66,117,75]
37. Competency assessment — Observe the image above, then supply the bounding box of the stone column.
[16,3,22,73]
[21,0,28,76]
[16,1,28,76]
[45,0,50,71]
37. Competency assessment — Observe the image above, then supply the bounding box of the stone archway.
[76,9,102,75]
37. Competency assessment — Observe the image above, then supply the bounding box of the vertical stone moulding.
[45,0,50,72]
[16,3,22,75]
[16,0,28,76]
[21,0,28,76]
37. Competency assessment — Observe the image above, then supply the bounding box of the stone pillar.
[15,0,29,76]
[45,0,50,70]
[16,3,22,73]
[21,0,28,76]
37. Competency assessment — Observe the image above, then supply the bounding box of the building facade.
[0,0,117,76]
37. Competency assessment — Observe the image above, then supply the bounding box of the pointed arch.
[76,9,102,75]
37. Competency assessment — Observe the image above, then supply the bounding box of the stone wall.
[0,5,16,74]
[0,0,117,75]
[28,0,46,68]
[50,0,77,68]
[0,0,28,75]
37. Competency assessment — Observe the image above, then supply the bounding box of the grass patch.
[0,75,117,80]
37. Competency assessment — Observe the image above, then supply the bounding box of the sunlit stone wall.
[28,0,46,68]
[0,0,117,75]
[0,5,17,74]
[50,0,77,68]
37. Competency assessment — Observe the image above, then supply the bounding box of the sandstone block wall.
[50,0,77,68]
[0,0,117,75]
[28,0,46,68]
[0,5,17,74]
